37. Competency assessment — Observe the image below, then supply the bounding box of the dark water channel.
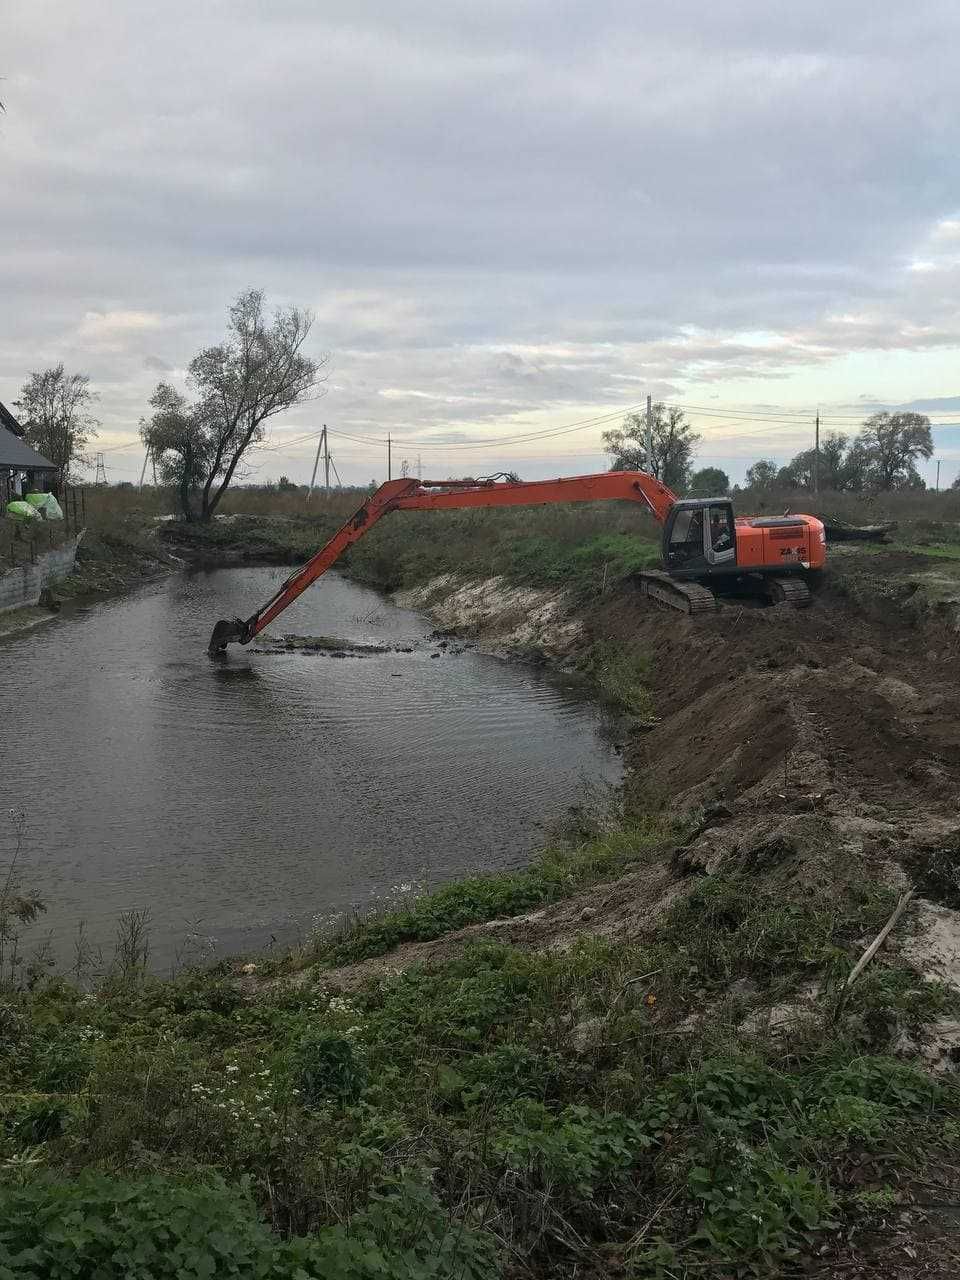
[1,568,621,971]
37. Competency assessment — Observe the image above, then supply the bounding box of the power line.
[76,398,960,471]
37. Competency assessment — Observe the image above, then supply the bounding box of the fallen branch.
[842,889,914,991]
[613,967,662,1004]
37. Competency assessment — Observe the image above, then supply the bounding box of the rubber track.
[638,571,719,615]
[769,575,812,608]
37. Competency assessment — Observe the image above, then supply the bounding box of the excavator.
[208,470,826,653]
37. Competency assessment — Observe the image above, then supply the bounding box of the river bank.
[6,502,960,1277]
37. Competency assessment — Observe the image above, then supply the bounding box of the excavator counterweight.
[208,471,826,653]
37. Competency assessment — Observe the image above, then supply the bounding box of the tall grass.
[69,481,960,604]
[738,484,960,526]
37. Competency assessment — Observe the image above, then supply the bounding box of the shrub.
[292,1029,367,1106]
[686,1149,834,1266]
[0,1172,498,1280]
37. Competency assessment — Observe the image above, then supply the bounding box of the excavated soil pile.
[317,573,960,1004]
[619,581,960,848]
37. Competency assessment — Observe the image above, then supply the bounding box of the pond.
[0,567,621,971]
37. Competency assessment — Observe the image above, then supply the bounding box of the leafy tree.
[744,459,779,490]
[603,403,700,491]
[777,434,851,490]
[837,438,872,492]
[688,466,730,495]
[857,412,933,490]
[14,365,99,491]
[140,384,213,522]
[142,290,326,521]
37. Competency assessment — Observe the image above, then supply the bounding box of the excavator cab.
[663,499,737,576]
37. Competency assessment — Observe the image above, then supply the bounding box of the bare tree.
[143,290,326,522]
[14,365,99,491]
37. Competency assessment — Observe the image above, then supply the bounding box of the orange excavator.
[208,471,826,653]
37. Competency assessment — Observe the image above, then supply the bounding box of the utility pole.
[645,395,653,473]
[94,453,107,485]
[813,410,820,494]
[138,448,150,492]
[936,458,941,493]
[417,454,422,482]
[307,426,325,499]
[324,427,331,495]
[387,432,392,481]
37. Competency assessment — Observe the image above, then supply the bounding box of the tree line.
[10,291,325,521]
[603,403,947,493]
[9,325,954,516]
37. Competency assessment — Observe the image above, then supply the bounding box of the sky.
[3,0,960,487]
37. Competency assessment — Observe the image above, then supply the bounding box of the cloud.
[1,0,959,483]
[143,354,172,373]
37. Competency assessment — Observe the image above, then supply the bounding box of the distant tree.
[688,466,730,495]
[141,383,213,521]
[778,433,851,490]
[142,290,326,522]
[837,438,872,492]
[14,364,99,491]
[857,412,933,490]
[277,475,298,491]
[744,459,779,490]
[951,473,960,490]
[603,403,700,491]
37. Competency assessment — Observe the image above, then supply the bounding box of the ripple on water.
[0,567,620,968]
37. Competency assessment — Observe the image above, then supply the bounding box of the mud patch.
[253,632,410,657]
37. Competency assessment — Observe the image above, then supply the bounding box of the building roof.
[0,424,56,471]
[0,401,24,437]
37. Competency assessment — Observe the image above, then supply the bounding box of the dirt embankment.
[320,568,960,1050]
[395,573,583,661]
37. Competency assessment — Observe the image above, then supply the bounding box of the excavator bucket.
[208,617,248,655]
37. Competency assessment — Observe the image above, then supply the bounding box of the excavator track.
[765,575,812,608]
[638,571,720,616]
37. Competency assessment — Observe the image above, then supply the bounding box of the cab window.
[669,509,703,547]
[707,505,734,554]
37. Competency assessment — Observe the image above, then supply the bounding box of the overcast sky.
[4,0,960,485]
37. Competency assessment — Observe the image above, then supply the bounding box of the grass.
[0,852,957,1278]
[295,816,666,970]
[897,540,960,560]
[49,482,960,616]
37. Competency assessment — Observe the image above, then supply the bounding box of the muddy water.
[1,568,620,970]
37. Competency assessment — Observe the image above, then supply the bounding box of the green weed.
[308,820,664,967]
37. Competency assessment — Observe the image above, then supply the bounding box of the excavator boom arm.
[208,470,676,652]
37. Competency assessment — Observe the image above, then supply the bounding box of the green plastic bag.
[26,492,64,520]
[6,500,41,521]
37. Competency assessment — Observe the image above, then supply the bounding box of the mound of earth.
[309,575,960,1003]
